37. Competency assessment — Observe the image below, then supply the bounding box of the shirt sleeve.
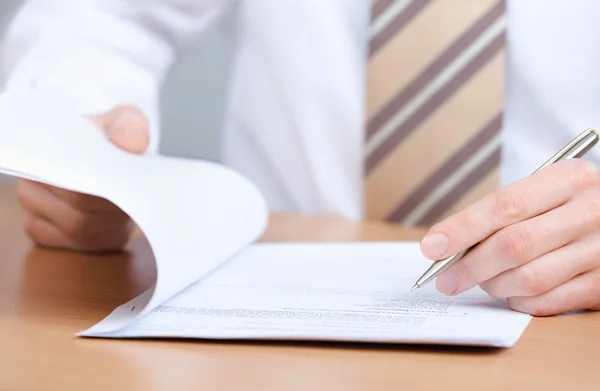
[0,0,233,153]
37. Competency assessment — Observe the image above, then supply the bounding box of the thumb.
[89,105,150,154]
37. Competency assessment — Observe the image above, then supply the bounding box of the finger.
[89,105,150,154]
[420,158,599,260]
[507,270,600,316]
[17,179,131,239]
[435,197,595,295]
[481,236,600,298]
[23,212,131,253]
[44,184,125,214]
[89,104,143,129]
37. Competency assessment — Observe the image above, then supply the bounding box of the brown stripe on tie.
[386,112,503,222]
[416,147,501,226]
[364,0,506,225]
[366,31,505,174]
[367,0,506,140]
[371,0,397,21]
[369,0,432,57]
[436,167,500,221]
[365,50,505,221]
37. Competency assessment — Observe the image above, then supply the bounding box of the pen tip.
[410,284,419,292]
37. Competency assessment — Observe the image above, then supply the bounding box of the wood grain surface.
[0,181,598,390]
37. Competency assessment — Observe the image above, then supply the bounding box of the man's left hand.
[420,158,600,316]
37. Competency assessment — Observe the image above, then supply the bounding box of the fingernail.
[108,111,150,153]
[421,232,449,258]
[112,112,147,135]
[437,272,458,295]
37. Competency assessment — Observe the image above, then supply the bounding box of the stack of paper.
[0,93,532,347]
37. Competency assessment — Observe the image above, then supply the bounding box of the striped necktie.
[364,0,506,226]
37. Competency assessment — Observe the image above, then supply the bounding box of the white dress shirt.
[502,0,600,184]
[1,0,600,220]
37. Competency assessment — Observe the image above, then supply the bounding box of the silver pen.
[411,128,600,292]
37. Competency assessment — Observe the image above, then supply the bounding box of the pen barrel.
[534,129,599,173]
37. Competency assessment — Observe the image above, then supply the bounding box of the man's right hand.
[16,105,150,253]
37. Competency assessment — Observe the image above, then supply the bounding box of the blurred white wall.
[0,1,20,32]
[160,28,230,162]
[0,0,228,162]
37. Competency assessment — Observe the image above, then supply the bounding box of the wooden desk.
[0,181,599,391]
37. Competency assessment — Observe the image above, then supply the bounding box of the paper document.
[0,93,532,347]
[89,243,532,347]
